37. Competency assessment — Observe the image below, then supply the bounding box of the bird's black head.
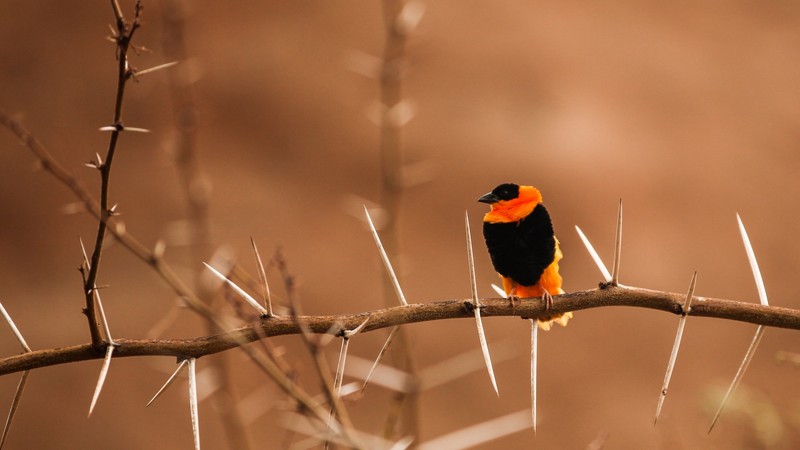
[478,183,520,204]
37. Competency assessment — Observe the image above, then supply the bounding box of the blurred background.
[1,1,800,448]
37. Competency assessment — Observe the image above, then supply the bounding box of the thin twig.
[83,0,143,347]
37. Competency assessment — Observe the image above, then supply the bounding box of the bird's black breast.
[483,204,556,286]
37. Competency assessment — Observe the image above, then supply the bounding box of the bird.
[478,183,572,330]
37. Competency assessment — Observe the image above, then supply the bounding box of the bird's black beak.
[477,192,499,204]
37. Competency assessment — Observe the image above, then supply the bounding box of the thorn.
[709,215,771,432]
[416,409,531,449]
[360,326,400,395]
[395,1,426,35]
[132,60,179,77]
[0,370,29,449]
[575,226,612,282]
[490,284,506,298]
[153,239,166,259]
[363,206,408,306]
[114,221,126,236]
[343,316,371,339]
[93,289,114,344]
[611,199,623,285]
[203,262,268,316]
[146,359,189,407]
[708,325,766,433]
[333,338,350,400]
[0,302,31,353]
[124,126,151,133]
[333,317,370,400]
[187,358,201,450]
[654,271,697,425]
[88,344,115,417]
[250,237,274,317]
[464,211,480,308]
[465,211,498,395]
[737,214,769,306]
[530,320,538,434]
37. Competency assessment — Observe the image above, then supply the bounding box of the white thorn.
[146,359,189,407]
[364,206,408,306]
[0,302,31,353]
[203,262,268,316]
[654,271,697,425]
[575,226,612,282]
[88,345,115,417]
[0,370,29,449]
[737,214,769,306]
[466,211,498,395]
[611,199,623,285]
[530,320,538,433]
[188,358,201,450]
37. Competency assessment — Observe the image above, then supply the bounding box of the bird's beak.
[477,192,499,204]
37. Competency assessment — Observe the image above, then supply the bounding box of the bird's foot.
[541,290,553,311]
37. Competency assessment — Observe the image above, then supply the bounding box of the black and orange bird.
[478,183,572,330]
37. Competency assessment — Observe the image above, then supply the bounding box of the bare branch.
[0,286,798,376]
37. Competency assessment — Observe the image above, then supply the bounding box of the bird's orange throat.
[483,186,543,224]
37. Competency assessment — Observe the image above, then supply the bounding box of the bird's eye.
[492,183,519,201]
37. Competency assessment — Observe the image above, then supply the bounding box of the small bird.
[478,183,572,330]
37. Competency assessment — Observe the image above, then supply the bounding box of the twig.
[0,286,799,376]
[83,0,144,347]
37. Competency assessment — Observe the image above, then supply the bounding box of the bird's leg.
[508,286,521,307]
[540,288,553,311]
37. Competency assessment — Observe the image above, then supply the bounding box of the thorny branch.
[0,285,798,376]
[83,0,143,347]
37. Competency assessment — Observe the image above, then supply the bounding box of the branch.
[0,285,797,376]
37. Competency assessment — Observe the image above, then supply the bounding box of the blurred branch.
[377,0,422,442]
[159,2,252,449]
[0,285,798,376]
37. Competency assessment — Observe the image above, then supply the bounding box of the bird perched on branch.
[478,183,572,330]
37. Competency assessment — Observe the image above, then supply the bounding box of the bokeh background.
[2,1,800,448]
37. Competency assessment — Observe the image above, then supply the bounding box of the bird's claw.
[541,290,553,311]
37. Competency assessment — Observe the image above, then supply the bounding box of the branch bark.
[0,285,797,376]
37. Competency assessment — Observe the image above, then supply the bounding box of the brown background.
[1,1,800,449]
